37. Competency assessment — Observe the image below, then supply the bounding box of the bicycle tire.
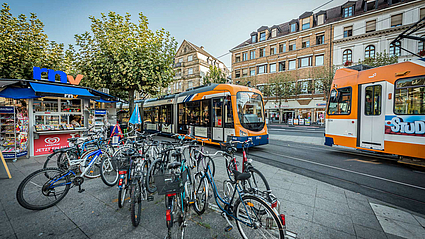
[16,168,71,210]
[166,194,185,239]
[118,184,128,208]
[130,179,142,227]
[146,159,163,194]
[245,167,270,193]
[193,172,208,215]
[43,151,63,169]
[234,194,284,239]
[100,152,118,186]
[79,149,102,178]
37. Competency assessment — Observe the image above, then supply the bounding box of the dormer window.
[343,6,354,18]
[272,29,277,37]
[317,14,325,25]
[291,23,297,32]
[302,18,310,30]
[251,35,257,43]
[260,32,266,41]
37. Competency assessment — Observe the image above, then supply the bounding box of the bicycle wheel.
[100,152,118,186]
[79,150,102,178]
[43,151,63,169]
[234,194,284,239]
[118,183,128,208]
[192,172,208,215]
[198,156,215,177]
[57,150,78,171]
[244,167,270,194]
[16,168,71,210]
[146,159,163,193]
[166,195,185,239]
[130,179,142,227]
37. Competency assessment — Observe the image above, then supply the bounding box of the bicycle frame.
[200,165,254,227]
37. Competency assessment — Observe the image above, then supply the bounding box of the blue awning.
[95,99,118,103]
[0,87,39,99]
[29,82,97,99]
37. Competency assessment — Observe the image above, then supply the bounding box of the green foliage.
[203,65,227,84]
[310,65,336,100]
[358,51,398,68]
[269,73,296,100]
[74,11,177,111]
[0,3,70,79]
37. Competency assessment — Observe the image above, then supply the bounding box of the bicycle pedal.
[147,195,154,201]
[224,225,233,232]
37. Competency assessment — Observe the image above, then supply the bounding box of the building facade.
[332,0,425,67]
[230,12,334,125]
[168,40,229,94]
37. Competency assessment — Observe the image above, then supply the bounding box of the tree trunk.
[129,88,135,116]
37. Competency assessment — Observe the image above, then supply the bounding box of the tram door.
[212,98,224,141]
[359,82,386,150]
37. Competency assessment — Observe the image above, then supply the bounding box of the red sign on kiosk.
[34,134,75,156]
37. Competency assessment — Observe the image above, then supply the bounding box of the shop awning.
[0,87,39,99]
[29,82,98,99]
[95,99,118,103]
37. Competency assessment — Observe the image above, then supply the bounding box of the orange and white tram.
[139,84,268,147]
[325,59,425,161]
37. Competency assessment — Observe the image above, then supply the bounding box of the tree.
[203,65,227,84]
[0,3,68,80]
[310,65,336,100]
[74,12,177,113]
[269,73,296,123]
[358,51,398,68]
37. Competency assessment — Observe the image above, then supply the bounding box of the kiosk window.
[328,87,351,115]
[34,98,59,112]
[394,77,425,115]
[365,85,382,115]
[61,99,81,112]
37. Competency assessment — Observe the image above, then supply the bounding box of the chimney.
[200,46,204,49]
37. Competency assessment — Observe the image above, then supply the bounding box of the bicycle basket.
[220,142,237,154]
[154,170,188,195]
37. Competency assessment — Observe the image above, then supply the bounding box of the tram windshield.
[237,92,265,131]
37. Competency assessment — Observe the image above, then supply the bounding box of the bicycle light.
[271,201,278,208]
[279,214,286,226]
[166,209,171,221]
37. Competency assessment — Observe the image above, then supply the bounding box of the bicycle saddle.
[67,138,79,143]
[123,148,137,156]
[53,147,72,153]
[168,162,181,169]
[232,170,251,181]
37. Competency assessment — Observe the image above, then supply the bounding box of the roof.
[299,11,313,19]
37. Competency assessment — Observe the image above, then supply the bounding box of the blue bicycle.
[17,143,109,210]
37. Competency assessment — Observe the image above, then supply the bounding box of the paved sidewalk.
[1,149,425,238]
[269,134,324,145]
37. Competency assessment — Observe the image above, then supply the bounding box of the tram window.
[225,98,234,128]
[200,99,211,127]
[213,99,223,127]
[143,107,153,123]
[394,77,425,115]
[327,87,351,115]
[178,103,185,125]
[365,85,382,116]
[186,101,201,125]
[153,107,159,123]
[236,92,264,131]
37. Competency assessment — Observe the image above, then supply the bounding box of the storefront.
[0,79,119,159]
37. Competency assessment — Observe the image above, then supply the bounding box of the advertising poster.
[34,134,73,156]
[385,115,425,137]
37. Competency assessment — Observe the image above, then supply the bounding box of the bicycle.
[195,157,286,238]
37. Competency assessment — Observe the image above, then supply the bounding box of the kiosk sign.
[34,134,73,156]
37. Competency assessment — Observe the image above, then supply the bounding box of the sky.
[7,0,350,69]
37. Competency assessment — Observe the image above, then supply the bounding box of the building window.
[421,8,425,20]
[366,20,376,33]
[365,45,375,58]
[299,56,312,68]
[316,35,324,45]
[419,35,425,52]
[270,63,276,73]
[315,55,324,66]
[257,65,266,75]
[317,14,325,25]
[235,54,241,62]
[251,35,257,43]
[291,23,297,32]
[299,80,312,94]
[188,55,193,61]
[343,49,352,63]
[188,81,193,88]
[302,18,310,30]
[279,61,286,71]
[279,43,286,53]
[272,28,277,37]
[260,32,266,41]
[302,37,310,48]
[289,41,296,51]
[235,70,241,78]
[391,14,402,27]
[288,60,296,70]
[270,45,276,55]
[188,68,193,75]
[389,41,401,57]
[250,68,255,76]
[259,48,265,57]
[343,6,354,18]
[344,26,353,38]
[178,58,183,63]
[242,68,248,77]
[242,52,248,61]
[250,50,255,59]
